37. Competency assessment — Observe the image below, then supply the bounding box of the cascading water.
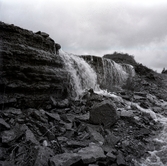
[59,50,99,98]
[102,58,132,88]
[60,51,135,98]
[134,99,167,166]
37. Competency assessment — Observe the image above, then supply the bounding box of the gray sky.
[0,0,167,72]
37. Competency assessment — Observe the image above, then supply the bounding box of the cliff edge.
[0,22,68,109]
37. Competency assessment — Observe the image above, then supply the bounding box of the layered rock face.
[0,22,68,108]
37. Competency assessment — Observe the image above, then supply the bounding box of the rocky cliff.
[0,22,68,109]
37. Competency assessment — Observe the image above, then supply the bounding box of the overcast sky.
[0,0,167,72]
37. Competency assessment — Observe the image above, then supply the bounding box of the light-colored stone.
[87,126,104,144]
[78,143,106,164]
[50,153,81,166]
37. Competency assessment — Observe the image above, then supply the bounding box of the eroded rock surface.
[0,21,68,108]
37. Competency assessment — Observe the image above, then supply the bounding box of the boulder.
[89,100,118,128]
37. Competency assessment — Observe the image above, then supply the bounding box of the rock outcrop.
[0,22,68,108]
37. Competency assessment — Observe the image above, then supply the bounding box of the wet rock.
[49,152,81,166]
[78,143,106,164]
[0,118,10,131]
[89,100,118,128]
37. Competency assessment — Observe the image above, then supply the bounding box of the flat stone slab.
[78,143,106,164]
[50,153,81,166]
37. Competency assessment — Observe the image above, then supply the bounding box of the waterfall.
[60,51,135,98]
[102,58,131,88]
[59,50,99,98]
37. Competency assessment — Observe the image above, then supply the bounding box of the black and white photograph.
[0,0,167,165]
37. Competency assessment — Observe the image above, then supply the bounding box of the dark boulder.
[89,100,118,128]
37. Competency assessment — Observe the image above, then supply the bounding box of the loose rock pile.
[0,89,165,166]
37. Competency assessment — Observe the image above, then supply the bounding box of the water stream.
[134,100,167,166]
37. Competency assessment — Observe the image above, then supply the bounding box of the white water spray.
[102,58,130,87]
[59,50,99,98]
[135,99,167,166]
[60,51,135,99]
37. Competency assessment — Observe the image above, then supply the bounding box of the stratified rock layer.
[0,22,68,108]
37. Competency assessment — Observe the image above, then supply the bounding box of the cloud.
[0,0,167,72]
